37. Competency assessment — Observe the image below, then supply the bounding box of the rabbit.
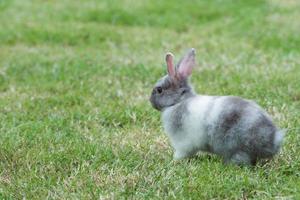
[149,48,284,165]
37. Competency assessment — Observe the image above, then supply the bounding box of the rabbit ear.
[177,48,196,79]
[165,52,176,78]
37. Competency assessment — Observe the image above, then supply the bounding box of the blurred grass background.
[0,0,300,199]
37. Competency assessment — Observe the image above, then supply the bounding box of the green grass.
[0,0,300,199]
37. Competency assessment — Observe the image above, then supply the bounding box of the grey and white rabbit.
[150,48,284,165]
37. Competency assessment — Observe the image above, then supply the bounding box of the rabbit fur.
[149,48,284,165]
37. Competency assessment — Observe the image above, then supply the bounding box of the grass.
[0,0,300,199]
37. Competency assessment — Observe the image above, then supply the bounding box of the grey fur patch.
[218,96,249,134]
[171,100,189,132]
[246,114,277,158]
[220,110,242,133]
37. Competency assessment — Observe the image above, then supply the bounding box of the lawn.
[0,0,300,199]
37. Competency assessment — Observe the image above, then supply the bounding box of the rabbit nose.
[151,88,156,95]
[149,96,159,110]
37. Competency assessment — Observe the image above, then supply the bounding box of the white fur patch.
[162,95,217,158]
[274,129,285,147]
[205,96,226,125]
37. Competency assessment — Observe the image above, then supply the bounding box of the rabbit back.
[206,96,282,161]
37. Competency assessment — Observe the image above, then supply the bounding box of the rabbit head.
[150,48,196,111]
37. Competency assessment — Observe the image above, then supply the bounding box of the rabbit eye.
[156,87,163,94]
